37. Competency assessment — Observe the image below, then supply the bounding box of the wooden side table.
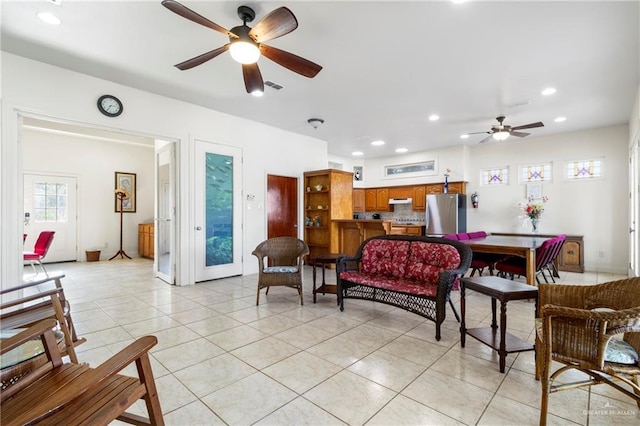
[310,253,344,304]
[460,276,538,373]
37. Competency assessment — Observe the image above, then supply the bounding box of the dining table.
[460,235,551,285]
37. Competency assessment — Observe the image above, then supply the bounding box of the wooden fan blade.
[175,44,230,70]
[478,135,494,144]
[511,131,530,138]
[249,7,298,43]
[162,0,237,38]
[242,63,264,94]
[260,45,322,78]
[512,121,544,130]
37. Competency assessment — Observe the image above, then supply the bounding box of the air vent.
[265,81,284,90]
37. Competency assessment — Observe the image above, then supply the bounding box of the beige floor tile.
[306,335,374,368]
[169,306,220,325]
[247,314,304,335]
[153,338,226,372]
[262,351,341,394]
[186,315,244,337]
[402,368,494,425]
[367,394,464,426]
[338,323,401,351]
[378,335,448,367]
[155,373,199,414]
[303,370,396,425]
[430,348,508,392]
[174,353,257,397]
[146,325,201,353]
[347,350,426,392]
[230,336,301,370]
[206,324,269,351]
[275,323,343,350]
[478,393,582,426]
[586,392,640,425]
[201,372,297,425]
[163,400,226,426]
[122,315,182,337]
[254,396,346,425]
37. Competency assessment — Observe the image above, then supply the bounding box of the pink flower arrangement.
[522,196,548,219]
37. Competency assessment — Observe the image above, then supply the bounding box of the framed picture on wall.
[114,172,136,213]
[526,182,543,200]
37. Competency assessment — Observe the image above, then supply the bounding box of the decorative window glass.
[33,182,68,222]
[481,167,509,185]
[384,160,436,178]
[565,159,603,180]
[520,163,552,182]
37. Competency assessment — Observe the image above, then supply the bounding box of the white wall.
[1,52,328,286]
[23,129,155,260]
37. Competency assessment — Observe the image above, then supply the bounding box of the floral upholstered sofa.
[337,235,472,341]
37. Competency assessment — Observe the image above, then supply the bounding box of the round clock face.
[97,95,123,117]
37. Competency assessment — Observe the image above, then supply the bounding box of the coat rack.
[110,189,131,260]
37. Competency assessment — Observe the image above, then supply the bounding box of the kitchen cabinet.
[388,186,413,199]
[413,186,426,211]
[389,225,425,236]
[365,188,391,212]
[304,169,353,260]
[426,181,466,195]
[138,223,154,259]
[353,188,365,213]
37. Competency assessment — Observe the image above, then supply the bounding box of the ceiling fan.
[468,116,544,143]
[161,0,322,95]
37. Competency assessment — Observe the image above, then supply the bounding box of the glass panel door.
[195,141,242,281]
[155,142,175,284]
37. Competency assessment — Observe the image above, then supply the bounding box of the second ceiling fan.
[469,116,544,143]
[162,0,323,95]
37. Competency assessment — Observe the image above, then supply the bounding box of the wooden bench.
[1,272,85,363]
[0,319,164,425]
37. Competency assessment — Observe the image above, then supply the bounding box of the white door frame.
[630,136,639,277]
[155,142,176,284]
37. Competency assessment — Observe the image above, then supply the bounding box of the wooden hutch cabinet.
[304,169,353,260]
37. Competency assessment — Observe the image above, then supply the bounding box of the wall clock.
[97,95,123,117]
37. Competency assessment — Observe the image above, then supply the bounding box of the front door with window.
[23,174,78,263]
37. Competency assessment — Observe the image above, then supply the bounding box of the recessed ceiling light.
[371,140,385,146]
[541,87,557,96]
[460,134,470,139]
[428,114,440,121]
[352,151,364,156]
[395,148,408,153]
[554,116,567,122]
[37,11,61,25]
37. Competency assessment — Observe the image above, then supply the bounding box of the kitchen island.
[333,219,392,257]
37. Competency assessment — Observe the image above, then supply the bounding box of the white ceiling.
[2,1,639,159]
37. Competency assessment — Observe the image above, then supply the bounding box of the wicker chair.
[252,237,309,305]
[538,278,640,426]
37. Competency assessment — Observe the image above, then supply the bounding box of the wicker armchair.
[252,237,309,305]
[538,278,640,426]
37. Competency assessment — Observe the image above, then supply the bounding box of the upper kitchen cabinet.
[364,188,391,212]
[426,181,466,195]
[413,186,426,211]
[353,188,365,213]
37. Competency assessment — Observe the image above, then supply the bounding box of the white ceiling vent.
[265,81,284,91]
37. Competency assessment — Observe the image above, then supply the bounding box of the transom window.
[33,182,68,222]
[482,167,509,185]
[565,159,603,180]
[520,163,552,182]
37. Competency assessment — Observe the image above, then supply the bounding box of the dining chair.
[467,231,487,239]
[537,278,640,425]
[442,234,459,240]
[494,237,556,284]
[23,230,55,274]
[543,234,566,281]
[252,237,309,305]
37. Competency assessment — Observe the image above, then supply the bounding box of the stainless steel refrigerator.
[425,193,466,235]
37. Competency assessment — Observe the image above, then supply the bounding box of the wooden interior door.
[267,174,298,238]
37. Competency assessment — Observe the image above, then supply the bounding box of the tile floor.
[35,260,639,425]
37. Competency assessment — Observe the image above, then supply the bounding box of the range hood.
[388,198,413,205]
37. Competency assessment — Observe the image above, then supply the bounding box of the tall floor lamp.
[110,188,132,260]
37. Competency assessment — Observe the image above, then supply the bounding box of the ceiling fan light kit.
[470,115,544,144]
[308,118,324,129]
[162,0,322,94]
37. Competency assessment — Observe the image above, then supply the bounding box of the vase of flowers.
[521,196,548,233]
